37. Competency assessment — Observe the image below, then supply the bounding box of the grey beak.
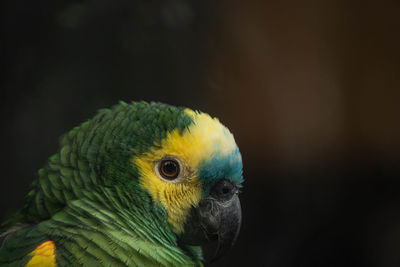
[181,179,242,262]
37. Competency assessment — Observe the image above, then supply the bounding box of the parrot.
[0,101,243,266]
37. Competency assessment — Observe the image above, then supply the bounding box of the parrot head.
[24,101,243,263]
[132,106,243,261]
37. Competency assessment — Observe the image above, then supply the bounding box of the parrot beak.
[180,179,242,262]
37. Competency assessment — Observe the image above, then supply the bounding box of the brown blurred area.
[208,2,400,171]
[204,3,400,266]
[1,1,400,266]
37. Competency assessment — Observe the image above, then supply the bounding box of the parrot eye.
[158,159,180,180]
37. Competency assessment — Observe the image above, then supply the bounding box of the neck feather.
[45,188,202,266]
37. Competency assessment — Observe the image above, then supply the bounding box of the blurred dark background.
[2,1,400,266]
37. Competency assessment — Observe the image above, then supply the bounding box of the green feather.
[1,101,203,266]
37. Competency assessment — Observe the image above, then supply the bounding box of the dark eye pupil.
[163,161,176,174]
[160,160,179,179]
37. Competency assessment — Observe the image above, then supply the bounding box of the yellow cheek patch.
[26,241,56,267]
[133,109,238,232]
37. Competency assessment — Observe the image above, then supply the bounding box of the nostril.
[210,179,236,201]
[222,186,230,195]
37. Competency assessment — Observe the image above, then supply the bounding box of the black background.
[2,1,400,266]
